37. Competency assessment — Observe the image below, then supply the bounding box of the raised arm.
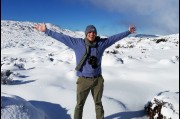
[34,23,81,49]
[101,25,136,48]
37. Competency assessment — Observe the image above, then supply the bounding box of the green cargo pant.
[74,75,104,119]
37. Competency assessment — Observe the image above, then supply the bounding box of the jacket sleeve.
[45,29,80,49]
[101,31,131,48]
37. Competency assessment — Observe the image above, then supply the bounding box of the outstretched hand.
[34,23,47,32]
[128,25,136,34]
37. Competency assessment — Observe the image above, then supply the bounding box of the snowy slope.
[1,20,179,119]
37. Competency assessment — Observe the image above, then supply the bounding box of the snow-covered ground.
[1,20,179,119]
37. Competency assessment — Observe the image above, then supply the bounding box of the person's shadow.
[105,110,147,119]
[30,101,71,119]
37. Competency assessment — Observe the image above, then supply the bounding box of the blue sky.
[2,0,179,36]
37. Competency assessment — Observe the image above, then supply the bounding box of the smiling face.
[86,31,97,42]
[85,25,97,42]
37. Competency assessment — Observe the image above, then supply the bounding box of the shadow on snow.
[30,101,71,119]
[105,110,147,119]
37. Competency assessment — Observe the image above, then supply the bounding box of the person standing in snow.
[35,23,136,119]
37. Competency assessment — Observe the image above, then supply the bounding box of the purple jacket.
[45,29,130,77]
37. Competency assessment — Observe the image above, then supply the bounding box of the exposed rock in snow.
[145,91,179,119]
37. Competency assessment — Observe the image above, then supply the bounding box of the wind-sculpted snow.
[1,93,47,119]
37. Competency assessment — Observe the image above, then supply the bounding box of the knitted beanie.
[85,25,97,36]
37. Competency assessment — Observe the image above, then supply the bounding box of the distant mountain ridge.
[1,20,179,48]
[135,34,159,38]
[2,20,179,39]
[1,20,85,38]
[1,20,85,49]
